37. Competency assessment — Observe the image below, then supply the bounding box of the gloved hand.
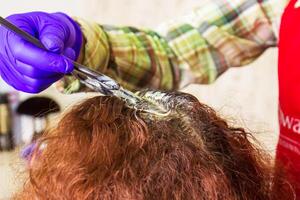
[0,12,82,93]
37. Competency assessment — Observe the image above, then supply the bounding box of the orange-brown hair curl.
[15,91,293,200]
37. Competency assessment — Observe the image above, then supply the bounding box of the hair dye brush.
[0,16,168,116]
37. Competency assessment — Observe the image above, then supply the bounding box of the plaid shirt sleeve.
[57,0,287,94]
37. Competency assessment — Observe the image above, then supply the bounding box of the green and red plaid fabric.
[57,0,288,94]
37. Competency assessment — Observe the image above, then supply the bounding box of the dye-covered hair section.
[15,91,293,200]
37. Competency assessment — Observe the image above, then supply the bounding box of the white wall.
[0,0,83,16]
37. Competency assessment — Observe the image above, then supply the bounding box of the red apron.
[277,0,300,197]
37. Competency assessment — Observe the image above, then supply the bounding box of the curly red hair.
[15,91,293,199]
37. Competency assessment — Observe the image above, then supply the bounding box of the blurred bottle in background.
[0,93,14,151]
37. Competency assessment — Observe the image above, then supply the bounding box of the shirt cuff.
[56,17,110,94]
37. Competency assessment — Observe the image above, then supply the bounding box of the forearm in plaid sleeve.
[57,0,285,94]
[57,18,180,93]
[156,0,286,87]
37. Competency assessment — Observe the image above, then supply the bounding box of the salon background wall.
[0,0,278,199]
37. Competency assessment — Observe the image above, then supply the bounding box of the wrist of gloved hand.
[55,18,110,94]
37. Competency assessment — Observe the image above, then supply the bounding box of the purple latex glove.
[21,142,37,161]
[0,12,82,93]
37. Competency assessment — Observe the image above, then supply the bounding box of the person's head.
[15,91,292,200]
